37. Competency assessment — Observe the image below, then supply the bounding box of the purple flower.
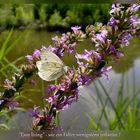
[119,32,132,46]
[26,49,40,62]
[71,26,81,33]
[26,55,33,62]
[65,42,77,54]
[96,29,108,42]
[32,49,41,59]
[77,73,93,86]
[130,15,140,27]
[110,4,121,15]
[92,29,108,47]
[108,17,119,28]
[46,95,59,106]
[8,101,19,110]
[130,4,140,13]
[28,106,40,117]
[4,98,19,110]
[46,84,59,94]
[47,97,53,103]
[100,66,112,80]
[76,49,102,67]
[52,36,59,41]
[47,45,65,58]
[109,45,116,54]
[66,96,78,105]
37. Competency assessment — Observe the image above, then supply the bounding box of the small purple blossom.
[100,66,112,80]
[71,26,81,33]
[46,45,64,58]
[92,29,109,48]
[110,4,121,15]
[47,97,53,103]
[4,98,19,110]
[8,101,19,110]
[108,17,119,28]
[109,45,116,54]
[32,49,41,59]
[26,49,40,62]
[130,15,140,27]
[76,49,102,68]
[130,4,140,13]
[46,95,58,106]
[77,73,93,86]
[52,36,59,41]
[46,84,59,95]
[28,106,40,117]
[119,32,132,46]
[26,55,33,62]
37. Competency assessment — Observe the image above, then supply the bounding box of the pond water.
[0,30,140,130]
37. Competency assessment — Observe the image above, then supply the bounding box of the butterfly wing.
[38,69,64,81]
[40,48,63,64]
[36,49,66,81]
[36,61,64,71]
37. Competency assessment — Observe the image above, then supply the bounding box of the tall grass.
[0,28,24,78]
[0,28,25,130]
[86,71,140,131]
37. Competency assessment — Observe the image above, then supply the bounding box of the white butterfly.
[36,48,68,81]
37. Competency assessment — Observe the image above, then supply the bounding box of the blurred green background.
[0,4,111,31]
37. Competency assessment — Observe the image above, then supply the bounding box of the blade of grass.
[0,28,14,60]
[95,81,115,130]
[0,61,7,77]
[0,56,24,72]
[86,113,98,130]
[94,82,110,127]
[119,89,140,122]
[3,57,20,71]
[97,79,125,130]
[0,124,9,130]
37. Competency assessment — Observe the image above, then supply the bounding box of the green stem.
[55,111,60,127]
[41,80,45,108]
